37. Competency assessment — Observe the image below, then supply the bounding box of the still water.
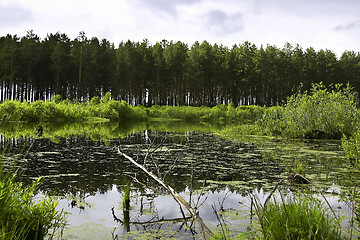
[1,125,359,239]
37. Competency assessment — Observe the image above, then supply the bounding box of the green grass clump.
[255,194,343,240]
[0,163,67,239]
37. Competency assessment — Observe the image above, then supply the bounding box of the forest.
[1,30,360,107]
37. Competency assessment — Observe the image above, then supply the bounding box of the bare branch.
[117,148,214,239]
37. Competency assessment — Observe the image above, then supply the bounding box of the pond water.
[1,122,360,239]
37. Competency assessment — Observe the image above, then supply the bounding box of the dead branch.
[263,177,289,208]
[118,148,214,239]
[119,149,195,216]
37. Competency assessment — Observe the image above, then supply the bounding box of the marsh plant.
[259,83,359,139]
[0,163,67,239]
[254,193,343,240]
[342,129,360,166]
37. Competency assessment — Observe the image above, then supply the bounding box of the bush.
[342,129,360,166]
[257,106,285,135]
[258,83,360,139]
[235,105,265,124]
[284,83,359,139]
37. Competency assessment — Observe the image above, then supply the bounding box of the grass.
[254,193,343,240]
[0,156,67,239]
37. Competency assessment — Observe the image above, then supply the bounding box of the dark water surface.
[1,129,359,239]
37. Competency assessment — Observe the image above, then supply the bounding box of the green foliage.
[258,83,360,139]
[342,130,360,166]
[0,164,67,239]
[89,96,100,105]
[50,95,62,104]
[0,98,148,123]
[234,105,265,124]
[283,83,359,139]
[257,106,285,135]
[101,92,111,104]
[255,194,343,240]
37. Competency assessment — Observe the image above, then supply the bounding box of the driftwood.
[118,148,213,239]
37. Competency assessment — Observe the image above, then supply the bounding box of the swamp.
[1,119,360,239]
[2,32,360,239]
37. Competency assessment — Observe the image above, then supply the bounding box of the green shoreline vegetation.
[0,162,67,239]
[2,31,360,239]
[1,83,360,239]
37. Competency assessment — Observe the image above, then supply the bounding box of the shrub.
[258,83,360,139]
[342,129,360,165]
[89,96,100,106]
[235,105,265,124]
[283,83,359,139]
[257,106,285,135]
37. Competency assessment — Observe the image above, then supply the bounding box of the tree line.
[1,30,360,106]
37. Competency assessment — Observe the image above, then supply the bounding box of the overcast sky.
[0,0,359,57]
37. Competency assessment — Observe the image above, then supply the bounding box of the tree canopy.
[1,31,360,106]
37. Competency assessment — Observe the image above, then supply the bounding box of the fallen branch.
[118,148,213,239]
[118,149,195,216]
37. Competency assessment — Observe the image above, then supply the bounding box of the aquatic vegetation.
[0,165,67,239]
[254,193,344,240]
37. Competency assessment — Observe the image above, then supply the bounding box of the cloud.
[204,9,243,35]
[130,0,202,16]
[334,21,359,31]
[0,4,32,27]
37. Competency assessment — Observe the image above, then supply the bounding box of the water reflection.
[2,131,286,195]
[1,128,359,238]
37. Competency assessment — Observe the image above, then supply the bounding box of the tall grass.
[0,158,67,239]
[254,193,343,240]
